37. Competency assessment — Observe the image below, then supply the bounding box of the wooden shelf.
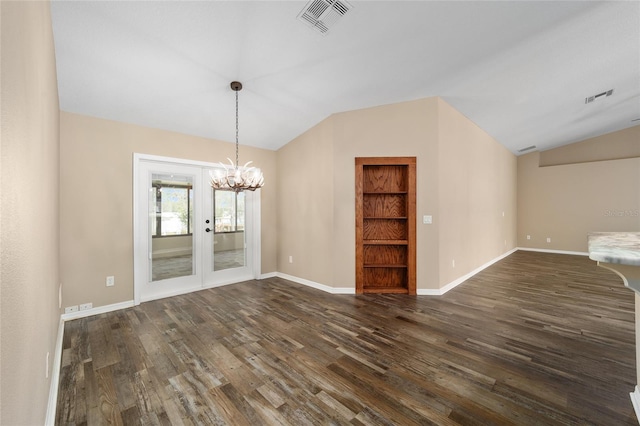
[364,217,407,220]
[363,191,408,195]
[363,239,408,245]
[364,264,408,268]
[362,287,409,294]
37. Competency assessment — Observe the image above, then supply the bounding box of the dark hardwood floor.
[56,251,637,425]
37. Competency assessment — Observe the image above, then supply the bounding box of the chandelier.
[210,81,265,192]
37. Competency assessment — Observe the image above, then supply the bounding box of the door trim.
[133,153,262,305]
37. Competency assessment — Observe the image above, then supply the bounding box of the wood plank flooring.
[56,251,637,425]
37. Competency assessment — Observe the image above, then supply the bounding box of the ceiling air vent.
[297,0,352,35]
[585,89,614,104]
[518,145,537,153]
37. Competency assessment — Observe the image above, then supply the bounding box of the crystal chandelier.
[210,81,265,192]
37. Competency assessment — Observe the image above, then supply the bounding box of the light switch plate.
[423,215,432,224]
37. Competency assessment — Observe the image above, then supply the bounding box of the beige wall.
[518,134,640,252]
[60,112,277,309]
[1,1,61,424]
[277,97,517,291]
[437,99,517,286]
[539,126,640,166]
[277,118,335,284]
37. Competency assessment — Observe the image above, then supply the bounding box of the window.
[214,190,244,233]
[152,183,193,237]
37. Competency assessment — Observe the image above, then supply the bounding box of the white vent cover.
[585,89,614,104]
[297,0,352,35]
[517,145,537,153]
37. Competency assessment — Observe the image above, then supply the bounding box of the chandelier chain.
[209,80,264,192]
[235,90,239,167]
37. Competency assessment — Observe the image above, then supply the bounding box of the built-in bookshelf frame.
[355,157,416,294]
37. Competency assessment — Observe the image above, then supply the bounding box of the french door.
[134,154,260,304]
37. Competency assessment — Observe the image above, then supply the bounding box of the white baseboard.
[630,386,640,422]
[418,248,518,296]
[44,317,65,426]
[517,247,588,256]
[259,272,277,279]
[61,300,135,321]
[276,249,519,297]
[275,272,355,294]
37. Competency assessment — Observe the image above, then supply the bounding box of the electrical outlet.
[289,256,293,264]
[106,276,115,287]
[546,237,551,243]
[527,235,531,240]
[452,259,455,268]
[65,305,78,314]
[79,303,93,311]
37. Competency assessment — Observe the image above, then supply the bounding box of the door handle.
[206,228,212,232]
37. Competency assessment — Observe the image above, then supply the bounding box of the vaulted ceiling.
[50,1,640,154]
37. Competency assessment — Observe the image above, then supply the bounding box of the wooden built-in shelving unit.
[355,157,416,294]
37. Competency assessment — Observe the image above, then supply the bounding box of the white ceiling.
[50,1,640,154]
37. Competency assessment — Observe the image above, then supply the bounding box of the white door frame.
[135,160,203,303]
[133,153,261,305]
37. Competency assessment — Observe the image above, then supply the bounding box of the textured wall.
[276,118,335,285]
[437,98,517,287]
[59,112,277,309]
[0,1,61,424]
[518,143,640,252]
[539,126,640,166]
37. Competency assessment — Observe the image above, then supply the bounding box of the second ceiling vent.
[585,89,614,104]
[297,0,352,35]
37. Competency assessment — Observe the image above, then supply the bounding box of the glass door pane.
[213,189,246,271]
[150,172,195,281]
[201,167,255,287]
